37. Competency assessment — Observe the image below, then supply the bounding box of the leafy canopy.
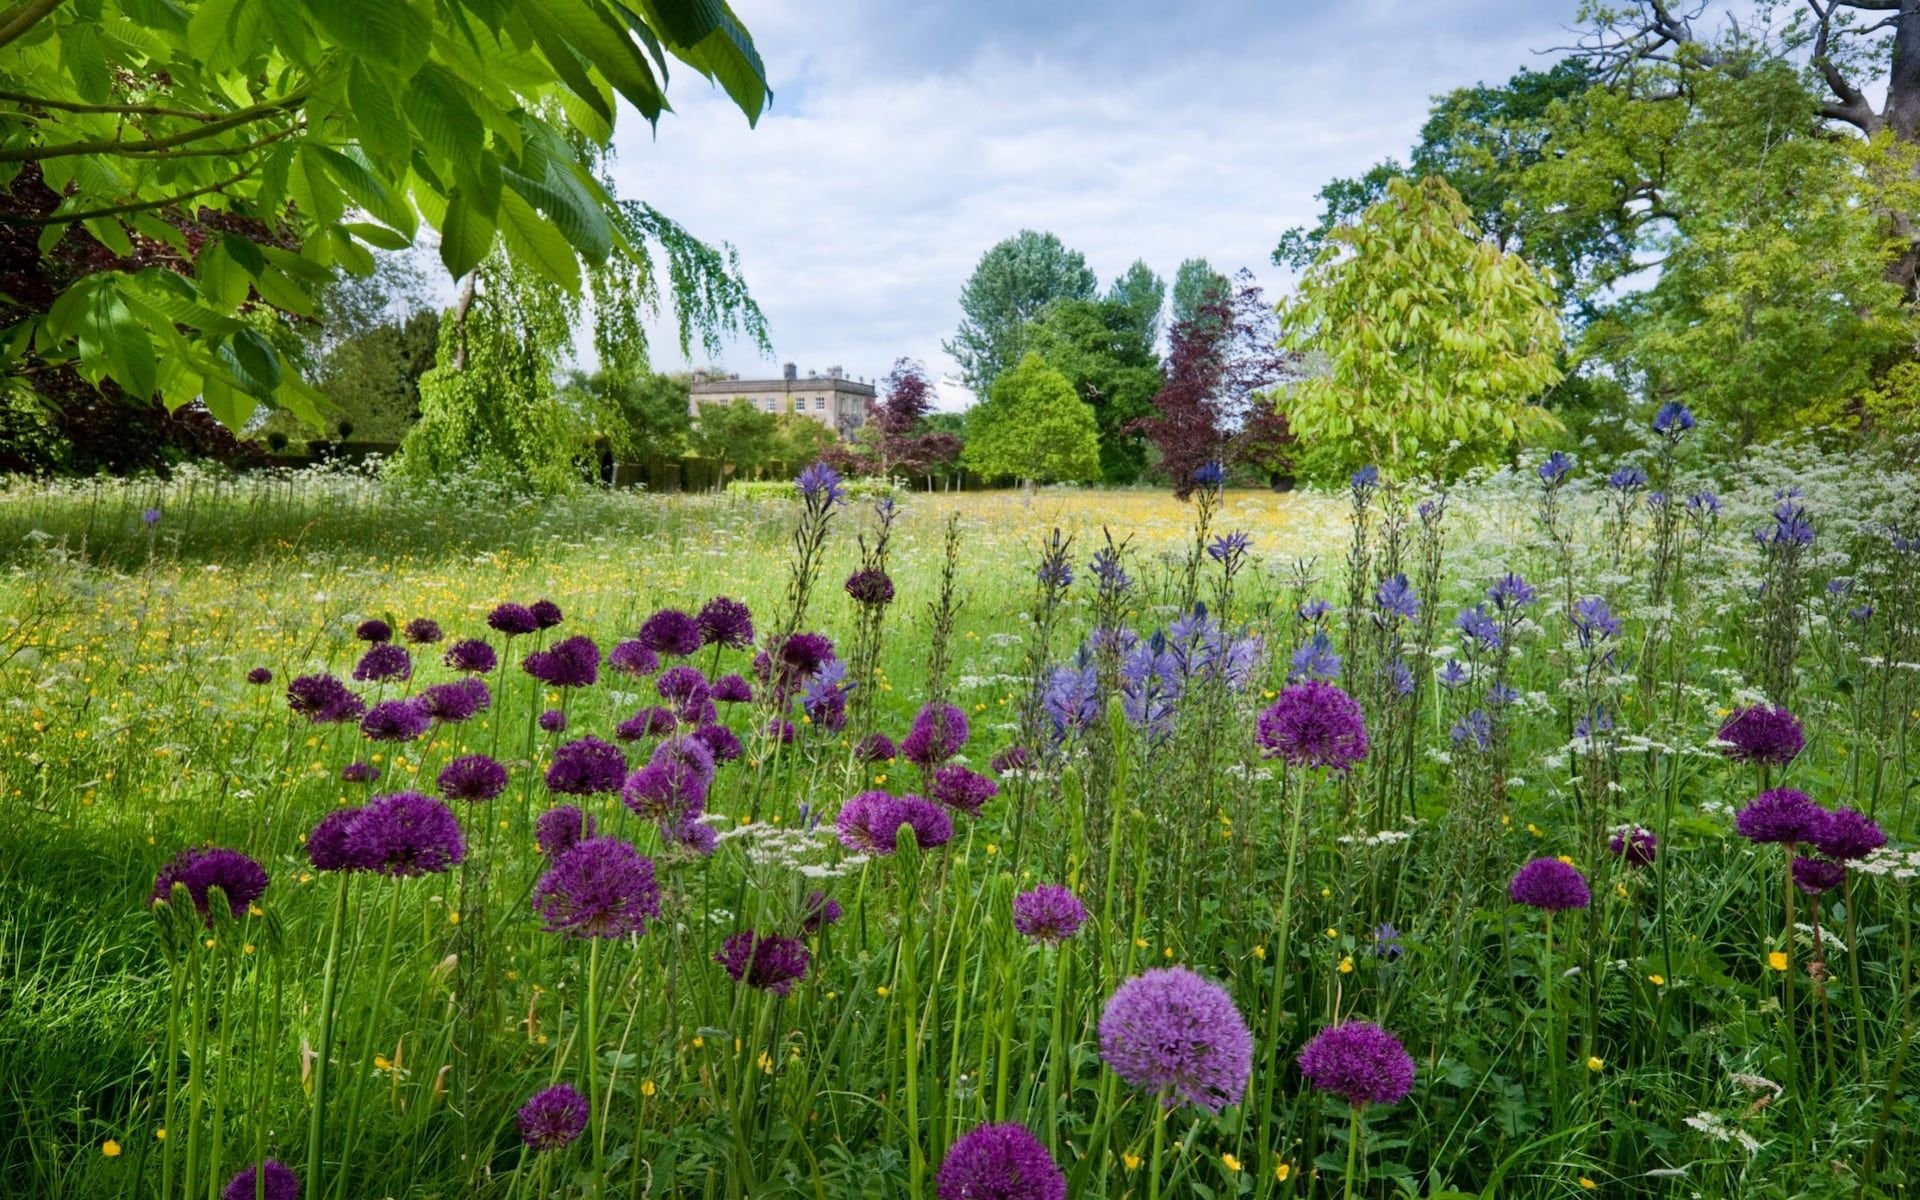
[944,230,1096,400]
[1024,297,1164,483]
[0,0,771,431]
[962,352,1101,485]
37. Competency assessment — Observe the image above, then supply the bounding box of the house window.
[764,398,776,413]
[815,397,826,410]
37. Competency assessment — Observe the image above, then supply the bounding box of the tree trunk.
[1881,2,1920,298]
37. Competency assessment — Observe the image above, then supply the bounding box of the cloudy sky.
[610,0,1587,408]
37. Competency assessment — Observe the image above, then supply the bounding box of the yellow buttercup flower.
[1252,945,1267,960]
[1586,1056,1604,1073]
[1221,1153,1242,1172]
[102,1140,121,1157]
[1769,951,1789,972]
[1274,1162,1292,1181]
[1648,973,1665,986]
[1338,956,1354,975]
[640,1080,657,1097]
[1579,1178,1598,1191]
[1123,1152,1142,1171]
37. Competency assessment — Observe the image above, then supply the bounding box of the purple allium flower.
[901,702,969,767]
[347,791,466,877]
[341,761,380,785]
[620,761,708,824]
[360,698,430,742]
[990,745,1030,773]
[692,722,743,763]
[665,815,718,856]
[797,461,846,507]
[1813,808,1886,862]
[1012,884,1088,944]
[1193,461,1227,489]
[801,890,843,934]
[438,754,509,802]
[524,635,601,688]
[517,1084,588,1151]
[1255,681,1369,772]
[1570,596,1620,645]
[1607,464,1647,491]
[845,568,896,606]
[695,596,756,649]
[220,1160,299,1200]
[532,837,659,938]
[856,732,898,763]
[1374,574,1419,620]
[306,808,367,872]
[1097,967,1253,1113]
[835,791,954,854]
[545,737,626,795]
[286,674,365,724]
[609,639,660,677]
[246,666,273,686]
[1288,631,1342,683]
[487,604,539,636]
[529,599,564,629]
[931,764,998,816]
[639,609,702,658]
[1652,401,1695,439]
[758,632,837,691]
[403,618,442,644]
[935,1123,1066,1200]
[1609,826,1657,867]
[715,930,811,995]
[419,678,491,723]
[444,639,497,674]
[616,707,678,741]
[1297,1021,1416,1107]
[766,716,797,744]
[535,805,596,857]
[712,673,753,703]
[1735,788,1825,846]
[150,847,269,924]
[657,665,710,705]
[355,618,392,643]
[1509,857,1591,911]
[352,643,412,683]
[1717,705,1805,766]
[1538,451,1573,487]
[538,709,567,733]
[1792,855,1846,895]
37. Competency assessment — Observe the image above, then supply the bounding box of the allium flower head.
[932,764,998,816]
[715,930,810,995]
[665,815,717,856]
[529,599,564,629]
[532,837,659,938]
[246,667,273,685]
[1736,788,1825,846]
[487,603,538,636]
[801,890,843,933]
[535,805,596,856]
[1098,967,1253,1113]
[150,847,269,924]
[355,618,392,643]
[712,673,753,703]
[220,1161,299,1200]
[990,745,1031,773]
[341,761,380,784]
[306,808,368,872]
[538,708,567,733]
[616,707,677,741]
[856,731,898,762]
[1717,705,1804,766]
[1297,1021,1416,1107]
[609,639,660,676]
[695,596,756,648]
[403,618,442,644]
[692,722,743,763]
[620,759,709,823]
[438,754,508,802]
[1609,826,1657,867]
[352,643,412,683]
[524,635,601,688]
[901,702,969,766]
[360,698,430,742]
[419,678,490,723]
[639,609,702,657]
[1012,884,1088,943]
[444,639,497,674]
[797,461,846,507]
[836,791,953,854]
[1792,855,1846,895]
[1509,857,1591,911]
[347,791,466,876]
[517,1084,588,1151]
[287,674,365,724]
[1813,808,1886,862]
[845,568,896,606]
[759,632,837,689]
[1256,681,1369,772]
[657,665,710,705]
[935,1123,1066,1200]
[546,737,626,795]
[1652,401,1695,439]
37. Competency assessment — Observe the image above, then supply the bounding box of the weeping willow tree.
[395,198,769,493]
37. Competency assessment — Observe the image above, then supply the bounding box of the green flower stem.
[1344,1104,1362,1200]
[1257,767,1305,1196]
[585,935,606,1199]
[305,872,350,1200]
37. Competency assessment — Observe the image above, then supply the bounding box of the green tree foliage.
[1278,176,1563,475]
[1103,259,1166,348]
[0,0,770,433]
[560,369,693,462]
[1024,297,1164,483]
[691,397,779,481]
[944,231,1096,399]
[962,352,1101,485]
[1169,257,1228,329]
[773,413,839,468]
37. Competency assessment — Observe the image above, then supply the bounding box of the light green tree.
[962,353,1101,486]
[692,397,779,481]
[1278,175,1563,475]
[1024,297,1163,483]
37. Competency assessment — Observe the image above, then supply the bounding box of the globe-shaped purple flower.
[517,1084,588,1151]
[801,890,843,933]
[403,618,442,645]
[845,569,896,607]
[1718,705,1805,766]
[487,603,539,636]
[639,609,702,657]
[419,678,491,723]
[1098,967,1253,1112]
[621,760,709,823]
[1735,788,1825,846]
[991,745,1032,773]
[616,707,677,742]
[1297,1020,1416,1107]
[524,635,601,688]
[1012,884,1088,944]
[656,666,710,705]
[220,1160,299,1200]
[1509,857,1591,911]
[444,639,497,674]
[692,723,743,763]
[931,764,998,816]
[438,754,509,802]
[901,702,969,767]
[538,708,568,733]
[715,930,811,995]
[150,847,269,924]
[246,666,273,686]
[1812,808,1886,862]
[836,791,953,854]
[1792,855,1846,896]
[532,837,660,938]
[767,716,797,744]
[935,1123,1065,1200]
[1255,680,1370,772]
[355,618,392,643]
[306,808,369,872]
[856,732,898,763]
[535,805,597,857]
[546,737,625,795]
[341,761,380,785]
[666,815,718,856]
[608,639,660,677]
[712,673,753,703]
[347,792,466,877]
[529,598,564,629]
[287,674,364,724]
[360,698,430,742]
[1608,826,1657,867]
[695,596,756,649]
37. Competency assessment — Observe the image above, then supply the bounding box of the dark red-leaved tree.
[857,357,963,479]
[1130,269,1297,498]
